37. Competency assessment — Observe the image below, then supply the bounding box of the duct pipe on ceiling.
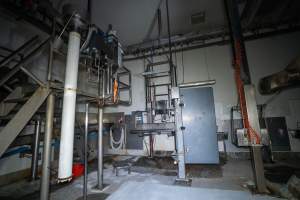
[58,31,81,182]
[259,56,300,95]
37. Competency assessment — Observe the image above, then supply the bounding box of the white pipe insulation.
[58,31,81,182]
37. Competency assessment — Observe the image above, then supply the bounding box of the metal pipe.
[97,66,105,189]
[124,25,300,62]
[0,35,38,68]
[166,0,172,63]
[58,31,81,182]
[83,103,89,200]
[31,118,41,181]
[179,80,216,88]
[108,64,113,95]
[40,93,55,200]
[105,67,110,96]
[97,106,103,189]
[166,0,177,87]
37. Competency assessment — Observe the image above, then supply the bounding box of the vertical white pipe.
[58,31,81,182]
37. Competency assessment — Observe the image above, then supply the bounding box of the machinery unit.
[235,128,250,147]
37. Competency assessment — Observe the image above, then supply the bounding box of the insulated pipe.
[58,31,81,182]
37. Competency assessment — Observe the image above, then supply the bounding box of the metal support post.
[174,98,186,180]
[224,0,267,193]
[40,93,55,200]
[31,118,41,181]
[171,87,189,183]
[244,85,267,192]
[97,106,104,190]
[166,0,177,87]
[149,135,154,158]
[83,103,89,200]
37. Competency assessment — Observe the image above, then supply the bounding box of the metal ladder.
[144,59,173,116]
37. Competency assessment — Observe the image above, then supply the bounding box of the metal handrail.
[0,35,39,68]
[0,37,50,87]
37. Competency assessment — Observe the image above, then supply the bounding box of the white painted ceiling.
[91,0,226,46]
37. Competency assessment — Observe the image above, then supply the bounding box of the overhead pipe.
[179,80,216,88]
[58,31,81,182]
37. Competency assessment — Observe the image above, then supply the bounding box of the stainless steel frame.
[40,93,55,200]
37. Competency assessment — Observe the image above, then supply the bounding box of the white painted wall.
[107,31,300,153]
[1,15,300,177]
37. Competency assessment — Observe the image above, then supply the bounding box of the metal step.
[0,87,23,117]
[0,38,50,88]
[4,97,30,103]
[0,87,50,157]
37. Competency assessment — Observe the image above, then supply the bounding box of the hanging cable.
[181,47,185,83]
[110,126,125,150]
[203,47,211,80]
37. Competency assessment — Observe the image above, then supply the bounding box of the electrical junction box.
[236,128,249,147]
[171,87,180,99]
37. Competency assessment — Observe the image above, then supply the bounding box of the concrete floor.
[107,181,280,200]
[48,158,280,200]
[0,157,282,199]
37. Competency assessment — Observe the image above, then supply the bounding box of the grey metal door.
[180,87,219,164]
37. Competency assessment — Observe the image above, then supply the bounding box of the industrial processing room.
[0,0,299,199]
